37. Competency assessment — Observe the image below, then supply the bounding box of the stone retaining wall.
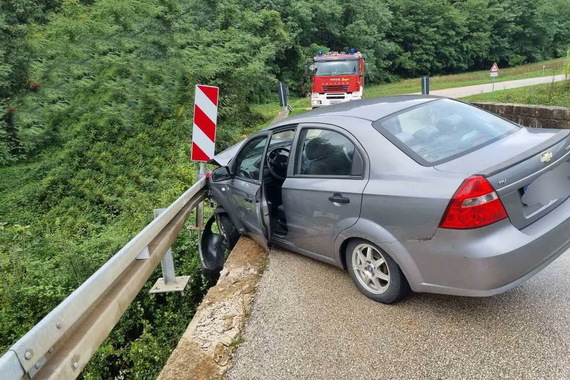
[471,102,570,129]
[157,237,267,380]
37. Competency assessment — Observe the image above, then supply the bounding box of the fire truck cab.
[310,50,365,108]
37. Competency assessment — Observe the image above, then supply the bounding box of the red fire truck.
[310,50,365,108]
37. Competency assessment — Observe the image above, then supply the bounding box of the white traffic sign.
[490,62,499,78]
[191,85,219,162]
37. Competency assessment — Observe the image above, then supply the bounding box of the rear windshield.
[373,99,519,165]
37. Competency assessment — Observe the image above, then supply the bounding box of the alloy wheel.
[351,243,390,294]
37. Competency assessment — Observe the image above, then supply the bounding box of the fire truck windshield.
[314,60,359,76]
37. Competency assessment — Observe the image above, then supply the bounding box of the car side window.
[234,136,268,181]
[296,128,355,176]
[269,129,295,148]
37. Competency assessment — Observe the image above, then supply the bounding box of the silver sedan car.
[200,95,570,303]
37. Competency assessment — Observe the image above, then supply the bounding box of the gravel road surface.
[227,247,570,380]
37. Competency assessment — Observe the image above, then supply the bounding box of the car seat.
[305,137,351,175]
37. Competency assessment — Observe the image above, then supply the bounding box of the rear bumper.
[403,195,570,296]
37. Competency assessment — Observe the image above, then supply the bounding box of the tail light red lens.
[440,176,508,229]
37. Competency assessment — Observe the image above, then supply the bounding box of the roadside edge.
[157,236,267,380]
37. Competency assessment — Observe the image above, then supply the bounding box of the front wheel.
[346,239,410,304]
[200,209,240,284]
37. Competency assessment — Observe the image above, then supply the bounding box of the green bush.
[0,0,286,377]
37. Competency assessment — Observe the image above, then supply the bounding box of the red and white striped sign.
[191,85,219,161]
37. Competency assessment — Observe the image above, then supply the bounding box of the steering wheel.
[266,147,290,180]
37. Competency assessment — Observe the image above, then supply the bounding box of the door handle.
[328,193,350,204]
[244,196,254,203]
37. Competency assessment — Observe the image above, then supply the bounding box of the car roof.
[267,95,443,130]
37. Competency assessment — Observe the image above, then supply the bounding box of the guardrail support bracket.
[149,209,191,294]
[136,246,150,260]
[149,275,191,294]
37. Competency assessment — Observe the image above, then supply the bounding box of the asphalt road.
[419,74,567,98]
[226,247,570,380]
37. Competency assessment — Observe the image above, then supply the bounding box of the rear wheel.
[346,239,410,304]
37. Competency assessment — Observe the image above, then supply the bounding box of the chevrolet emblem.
[540,151,553,163]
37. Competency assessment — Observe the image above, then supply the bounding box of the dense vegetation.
[0,0,568,378]
[2,0,570,163]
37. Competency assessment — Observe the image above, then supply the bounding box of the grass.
[462,80,570,108]
[246,97,311,133]
[365,57,566,98]
[230,337,245,347]
[249,57,567,130]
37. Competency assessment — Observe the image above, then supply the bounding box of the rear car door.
[228,133,271,250]
[281,124,368,259]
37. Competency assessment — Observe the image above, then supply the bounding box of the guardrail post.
[421,75,430,95]
[160,250,177,284]
[149,208,191,294]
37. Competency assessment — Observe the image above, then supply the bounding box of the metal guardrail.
[0,178,207,380]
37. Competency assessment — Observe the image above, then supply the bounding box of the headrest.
[305,137,334,160]
[436,118,456,133]
[413,126,439,143]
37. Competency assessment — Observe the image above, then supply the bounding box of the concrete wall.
[471,102,570,129]
[157,237,267,380]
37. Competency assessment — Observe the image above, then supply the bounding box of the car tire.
[201,209,240,285]
[215,209,240,250]
[346,239,410,304]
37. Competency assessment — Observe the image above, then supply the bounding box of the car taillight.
[440,176,508,229]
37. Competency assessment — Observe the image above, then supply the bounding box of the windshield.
[373,99,520,165]
[314,60,359,76]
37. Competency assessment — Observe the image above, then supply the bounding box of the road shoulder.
[157,237,267,380]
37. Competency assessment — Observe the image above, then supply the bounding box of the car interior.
[262,128,356,238]
[377,99,519,164]
[262,130,294,237]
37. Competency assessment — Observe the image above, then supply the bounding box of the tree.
[387,0,473,76]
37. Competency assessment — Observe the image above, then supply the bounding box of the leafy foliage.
[386,0,569,77]
[0,0,284,377]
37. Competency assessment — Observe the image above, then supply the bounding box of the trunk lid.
[436,128,570,229]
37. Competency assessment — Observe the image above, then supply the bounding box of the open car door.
[255,184,271,251]
[225,133,271,251]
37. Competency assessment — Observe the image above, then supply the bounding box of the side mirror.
[211,166,232,182]
[364,62,369,73]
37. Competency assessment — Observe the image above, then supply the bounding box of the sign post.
[191,84,219,230]
[278,81,289,111]
[490,62,499,91]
